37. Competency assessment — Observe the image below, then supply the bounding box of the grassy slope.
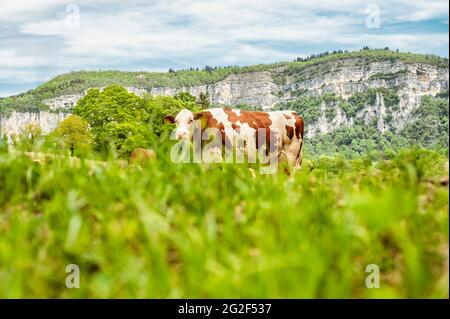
[0,49,448,115]
[0,147,448,298]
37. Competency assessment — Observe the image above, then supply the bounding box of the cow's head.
[164,109,198,140]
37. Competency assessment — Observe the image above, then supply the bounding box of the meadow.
[0,145,448,298]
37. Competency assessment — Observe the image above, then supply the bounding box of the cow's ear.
[193,112,204,120]
[193,112,207,129]
[164,115,175,124]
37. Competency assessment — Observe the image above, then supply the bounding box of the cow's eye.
[188,119,193,124]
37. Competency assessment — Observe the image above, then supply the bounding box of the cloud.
[0,0,70,22]
[390,0,449,22]
[0,69,45,83]
[0,49,50,67]
[18,1,362,62]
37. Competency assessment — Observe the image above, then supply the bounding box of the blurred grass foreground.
[0,147,448,298]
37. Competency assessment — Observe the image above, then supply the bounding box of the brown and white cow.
[164,107,304,171]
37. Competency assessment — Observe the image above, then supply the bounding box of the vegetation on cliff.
[274,90,449,158]
[0,48,447,116]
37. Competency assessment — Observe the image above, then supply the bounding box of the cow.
[130,148,157,165]
[164,107,304,173]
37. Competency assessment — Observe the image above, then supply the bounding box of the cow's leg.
[280,137,303,175]
[277,150,290,175]
[286,150,298,174]
[277,148,296,175]
[295,140,304,170]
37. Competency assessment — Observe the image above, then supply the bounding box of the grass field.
[0,147,448,298]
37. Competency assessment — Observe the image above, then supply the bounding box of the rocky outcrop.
[150,71,279,109]
[41,87,148,112]
[305,102,355,138]
[0,111,70,142]
[282,60,447,100]
[42,94,83,111]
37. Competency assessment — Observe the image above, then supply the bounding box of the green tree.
[73,85,150,157]
[74,85,145,129]
[174,92,197,105]
[97,121,151,158]
[73,85,201,158]
[196,92,210,109]
[145,95,201,137]
[48,115,93,156]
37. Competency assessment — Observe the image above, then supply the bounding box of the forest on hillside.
[0,48,448,116]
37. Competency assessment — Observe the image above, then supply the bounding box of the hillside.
[0,48,448,157]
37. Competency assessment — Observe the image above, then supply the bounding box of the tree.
[174,92,197,105]
[74,85,144,129]
[49,115,92,156]
[74,85,149,157]
[204,65,213,73]
[146,95,200,137]
[73,85,201,158]
[97,121,149,158]
[196,92,210,109]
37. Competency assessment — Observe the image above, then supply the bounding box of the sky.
[0,0,448,97]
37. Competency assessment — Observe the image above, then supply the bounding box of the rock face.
[282,59,447,100]
[42,94,83,111]
[150,72,279,109]
[0,111,70,142]
[41,87,148,112]
[281,59,448,136]
[1,58,448,139]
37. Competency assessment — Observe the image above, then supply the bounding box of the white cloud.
[0,49,50,67]
[391,0,449,22]
[18,1,362,63]
[0,69,45,83]
[0,0,69,22]
[0,0,119,22]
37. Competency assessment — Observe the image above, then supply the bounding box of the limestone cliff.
[1,56,448,139]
